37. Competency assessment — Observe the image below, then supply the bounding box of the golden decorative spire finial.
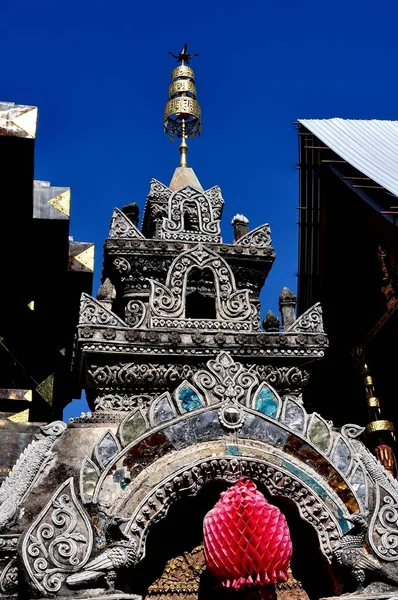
[351,349,398,478]
[164,44,202,168]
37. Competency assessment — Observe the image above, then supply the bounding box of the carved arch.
[148,244,254,325]
[161,185,223,242]
[111,444,350,564]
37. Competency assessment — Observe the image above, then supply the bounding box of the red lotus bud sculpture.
[203,478,292,591]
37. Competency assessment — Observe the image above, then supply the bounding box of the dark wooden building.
[297,118,398,432]
[0,101,94,477]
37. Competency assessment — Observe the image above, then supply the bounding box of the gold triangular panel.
[8,409,30,423]
[36,374,54,405]
[48,190,70,217]
[11,107,38,138]
[0,389,32,402]
[23,390,33,401]
[74,245,94,272]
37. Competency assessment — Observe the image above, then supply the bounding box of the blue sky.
[2,0,397,419]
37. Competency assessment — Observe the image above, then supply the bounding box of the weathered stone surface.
[169,167,203,192]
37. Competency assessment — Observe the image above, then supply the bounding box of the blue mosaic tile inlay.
[255,386,279,418]
[178,385,202,412]
[282,460,327,500]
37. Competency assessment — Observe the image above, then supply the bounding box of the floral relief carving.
[108,208,145,239]
[248,365,309,391]
[103,329,116,340]
[168,331,181,345]
[22,478,93,596]
[87,363,197,391]
[214,332,227,345]
[0,558,18,595]
[193,352,258,404]
[80,327,94,339]
[112,257,131,274]
[95,393,152,412]
[148,178,172,202]
[125,330,141,342]
[192,332,205,344]
[284,303,324,334]
[234,223,272,248]
[124,300,146,328]
[79,293,126,327]
[369,485,398,561]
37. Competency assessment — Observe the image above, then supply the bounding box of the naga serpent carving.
[0,421,66,532]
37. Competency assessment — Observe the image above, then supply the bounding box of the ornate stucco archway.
[17,353,398,598]
[110,441,351,563]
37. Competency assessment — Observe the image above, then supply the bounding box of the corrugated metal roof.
[298,118,398,198]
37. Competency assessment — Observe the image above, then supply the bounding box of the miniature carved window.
[185,267,216,320]
[183,211,198,231]
[182,201,199,231]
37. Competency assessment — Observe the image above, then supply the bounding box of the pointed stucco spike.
[97,278,116,301]
[262,310,280,332]
[169,167,204,192]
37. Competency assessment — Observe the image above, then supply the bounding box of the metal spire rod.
[179,119,188,167]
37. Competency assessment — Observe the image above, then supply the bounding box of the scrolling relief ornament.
[22,478,93,595]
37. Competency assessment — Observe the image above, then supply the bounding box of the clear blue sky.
[2,0,397,419]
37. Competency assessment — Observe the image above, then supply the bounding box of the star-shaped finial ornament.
[168,43,199,64]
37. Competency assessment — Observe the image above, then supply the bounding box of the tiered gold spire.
[164,44,202,167]
[362,363,397,477]
[352,346,398,478]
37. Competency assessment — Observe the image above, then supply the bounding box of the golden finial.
[164,44,202,168]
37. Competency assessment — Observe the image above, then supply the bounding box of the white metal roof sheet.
[298,118,398,198]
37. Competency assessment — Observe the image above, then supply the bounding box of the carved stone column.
[231,214,249,241]
[279,287,297,330]
[122,202,140,227]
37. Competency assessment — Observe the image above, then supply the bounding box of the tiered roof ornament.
[164,44,201,168]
